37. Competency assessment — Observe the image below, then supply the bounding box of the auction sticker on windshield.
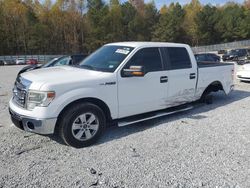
[115,49,130,55]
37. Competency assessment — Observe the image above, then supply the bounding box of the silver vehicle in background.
[15,58,26,65]
[18,54,88,75]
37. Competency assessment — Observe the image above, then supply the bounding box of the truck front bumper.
[9,108,57,135]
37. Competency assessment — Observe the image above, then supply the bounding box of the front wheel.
[58,102,106,148]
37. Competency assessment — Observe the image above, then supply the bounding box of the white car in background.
[16,58,26,65]
[237,63,250,81]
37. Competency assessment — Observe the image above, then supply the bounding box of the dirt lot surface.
[0,65,250,188]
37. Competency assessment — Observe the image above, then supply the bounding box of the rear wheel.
[58,102,106,148]
[200,91,213,104]
[204,94,213,104]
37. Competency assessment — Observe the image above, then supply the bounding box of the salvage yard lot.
[0,65,250,188]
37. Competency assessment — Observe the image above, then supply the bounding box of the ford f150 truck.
[9,42,234,148]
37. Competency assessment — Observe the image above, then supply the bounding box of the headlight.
[26,90,55,110]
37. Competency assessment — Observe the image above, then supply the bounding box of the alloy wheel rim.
[71,112,99,141]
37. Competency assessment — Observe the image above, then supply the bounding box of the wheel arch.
[55,97,112,129]
[201,81,224,98]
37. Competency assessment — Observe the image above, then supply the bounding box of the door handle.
[160,76,168,83]
[189,73,196,79]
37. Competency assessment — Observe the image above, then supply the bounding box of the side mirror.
[122,65,145,77]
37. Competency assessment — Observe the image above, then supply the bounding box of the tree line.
[0,0,250,55]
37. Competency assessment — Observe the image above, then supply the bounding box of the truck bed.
[195,61,234,100]
[198,62,234,68]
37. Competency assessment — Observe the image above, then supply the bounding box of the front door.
[117,47,168,118]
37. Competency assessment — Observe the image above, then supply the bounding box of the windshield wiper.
[80,64,96,70]
[68,64,80,67]
[69,64,93,70]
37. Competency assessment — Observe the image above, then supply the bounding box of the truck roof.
[106,41,189,48]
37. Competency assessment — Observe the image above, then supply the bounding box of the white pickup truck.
[9,42,234,147]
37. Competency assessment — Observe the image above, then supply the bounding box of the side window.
[242,50,247,56]
[236,50,242,56]
[206,54,215,61]
[195,54,206,62]
[124,48,163,73]
[166,47,192,69]
[54,57,71,66]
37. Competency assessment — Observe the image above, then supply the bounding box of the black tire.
[199,91,213,105]
[58,102,106,148]
[204,94,213,104]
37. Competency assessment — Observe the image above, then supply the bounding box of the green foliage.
[196,5,220,45]
[244,8,250,39]
[144,2,159,41]
[183,0,202,45]
[86,0,109,52]
[152,3,185,42]
[120,2,137,41]
[216,3,247,42]
[0,0,249,55]
[105,0,123,42]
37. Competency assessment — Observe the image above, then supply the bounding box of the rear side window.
[166,47,192,69]
[124,47,163,73]
[238,49,247,56]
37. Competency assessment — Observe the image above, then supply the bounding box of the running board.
[118,105,193,127]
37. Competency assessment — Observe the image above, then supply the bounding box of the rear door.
[117,47,169,118]
[163,47,197,105]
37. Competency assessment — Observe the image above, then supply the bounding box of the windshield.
[43,58,58,67]
[79,45,134,72]
[227,49,246,56]
[53,56,71,66]
[43,56,69,68]
[227,50,238,55]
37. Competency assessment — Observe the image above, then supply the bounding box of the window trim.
[164,47,192,70]
[120,47,165,77]
[160,47,171,70]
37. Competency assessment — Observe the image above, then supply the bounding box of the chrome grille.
[13,76,31,108]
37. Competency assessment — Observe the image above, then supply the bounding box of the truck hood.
[21,66,107,90]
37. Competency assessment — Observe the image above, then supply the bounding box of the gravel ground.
[0,65,250,188]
